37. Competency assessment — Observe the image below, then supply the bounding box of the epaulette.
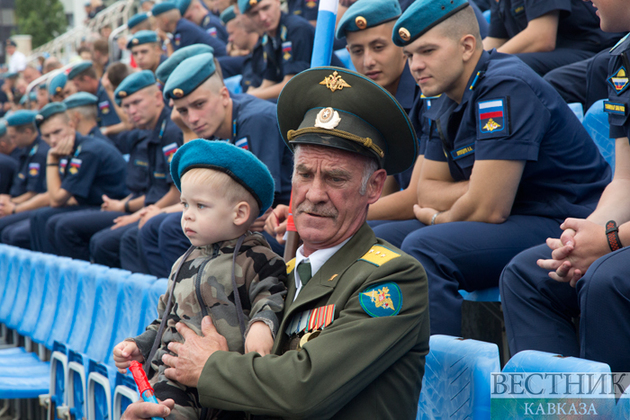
[359,245,400,267]
[286,257,296,274]
[611,32,630,54]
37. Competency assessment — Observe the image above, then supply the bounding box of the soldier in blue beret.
[121,67,429,420]
[179,0,229,43]
[128,52,291,277]
[67,61,121,131]
[127,12,152,34]
[0,121,18,195]
[155,43,215,86]
[48,72,73,102]
[220,13,266,92]
[127,31,168,74]
[379,0,612,338]
[15,102,128,252]
[239,0,342,99]
[152,1,227,57]
[50,70,183,264]
[220,5,236,24]
[483,0,620,75]
[63,92,112,144]
[499,0,630,374]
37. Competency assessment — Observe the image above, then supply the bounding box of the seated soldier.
[179,0,229,43]
[114,140,287,420]
[48,72,75,103]
[124,52,292,276]
[0,122,18,195]
[127,31,168,74]
[152,1,227,57]
[483,0,620,75]
[63,92,112,144]
[127,12,153,35]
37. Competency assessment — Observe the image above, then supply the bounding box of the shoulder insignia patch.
[608,66,630,95]
[604,101,627,116]
[359,245,400,267]
[478,99,505,133]
[360,282,402,317]
[286,258,296,274]
[235,137,249,150]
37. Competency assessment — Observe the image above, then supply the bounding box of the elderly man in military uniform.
[122,67,430,420]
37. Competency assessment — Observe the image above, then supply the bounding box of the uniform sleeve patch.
[477,98,510,139]
[608,66,630,95]
[604,100,627,116]
[69,158,82,175]
[282,41,292,61]
[359,282,402,317]
[235,137,249,150]
[286,257,296,274]
[359,245,400,267]
[28,163,40,177]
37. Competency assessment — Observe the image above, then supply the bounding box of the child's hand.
[113,340,144,374]
[244,321,274,356]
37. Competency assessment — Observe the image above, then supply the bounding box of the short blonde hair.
[181,167,260,223]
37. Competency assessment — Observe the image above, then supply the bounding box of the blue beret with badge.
[128,12,149,30]
[336,0,401,39]
[114,70,157,105]
[152,1,178,16]
[63,92,98,109]
[393,0,469,46]
[126,30,160,49]
[48,72,68,96]
[163,53,216,102]
[220,5,236,24]
[7,110,37,127]
[277,66,417,175]
[238,0,259,14]
[155,44,214,85]
[35,103,67,126]
[0,121,7,137]
[67,61,93,80]
[170,139,275,216]
[176,0,192,14]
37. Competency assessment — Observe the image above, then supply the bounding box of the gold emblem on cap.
[355,16,367,29]
[315,107,341,130]
[173,88,184,98]
[118,91,127,98]
[132,38,139,45]
[249,0,257,5]
[319,71,351,93]
[55,87,62,93]
[399,27,411,41]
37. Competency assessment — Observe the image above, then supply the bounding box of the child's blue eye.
[197,203,205,209]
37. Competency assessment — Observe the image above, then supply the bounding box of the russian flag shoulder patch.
[477,97,510,139]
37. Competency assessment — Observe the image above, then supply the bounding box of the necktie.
[297,260,312,286]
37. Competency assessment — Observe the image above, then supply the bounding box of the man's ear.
[461,34,477,63]
[367,168,388,204]
[233,201,252,226]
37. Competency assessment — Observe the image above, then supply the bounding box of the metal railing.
[26,0,136,64]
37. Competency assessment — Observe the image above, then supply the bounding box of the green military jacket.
[197,223,430,419]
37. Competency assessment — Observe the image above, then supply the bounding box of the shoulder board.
[286,258,296,274]
[359,245,400,267]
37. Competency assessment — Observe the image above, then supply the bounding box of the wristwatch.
[605,220,624,252]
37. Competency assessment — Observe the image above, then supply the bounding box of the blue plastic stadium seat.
[583,99,615,171]
[483,9,491,24]
[417,335,500,419]
[568,102,584,122]
[459,287,501,302]
[334,48,356,71]
[224,75,243,95]
[139,278,168,334]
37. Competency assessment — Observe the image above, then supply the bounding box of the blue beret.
[163,53,216,101]
[336,0,401,39]
[4,72,18,79]
[67,61,93,80]
[128,12,149,29]
[238,0,259,14]
[152,1,178,16]
[63,92,98,109]
[36,103,67,126]
[114,70,157,105]
[393,0,469,46]
[19,91,37,105]
[126,30,160,49]
[155,44,214,85]
[0,121,6,137]
[177,0,191,14]
[170,139,274,216]
[48,72,67,96]
[6,110,37,127]
[220,5,236,24]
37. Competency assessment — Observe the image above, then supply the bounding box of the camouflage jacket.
[132,232,287,374]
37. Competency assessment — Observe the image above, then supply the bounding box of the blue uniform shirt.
[288,0,318,21]
[0,154,18,194]
[489,0,619,52]
[201,13,229,44]
[221,94,292,205]
[424,50,610,219]
[10,136,50,197]
[241,39,266,91]
[96,82,121,127]
[57,133,128,206]
[605,34,630,140]
[88,125,116,146]
[127,106,184,205]
[174,18,227,57]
